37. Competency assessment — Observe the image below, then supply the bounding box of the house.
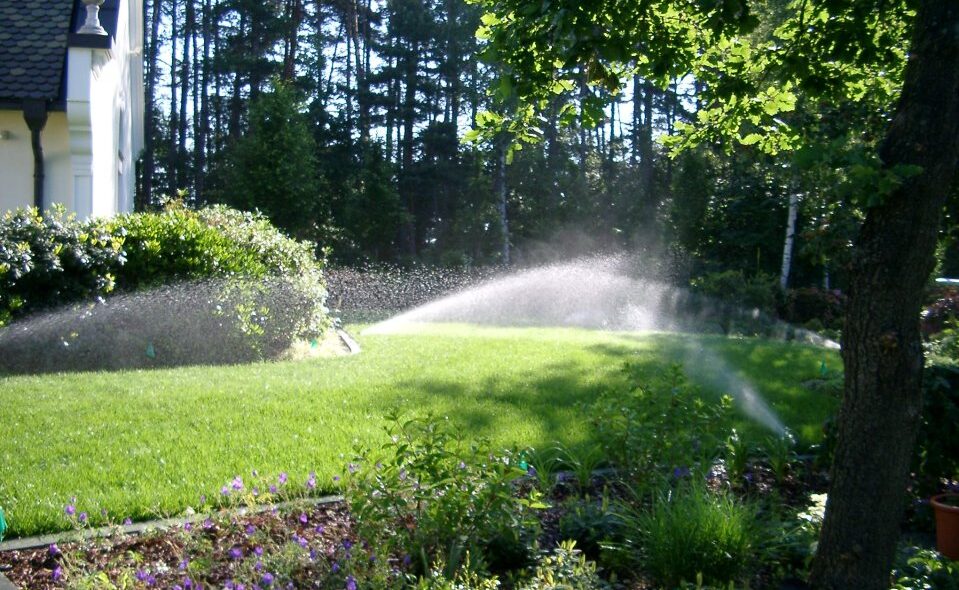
[0,0,143,218]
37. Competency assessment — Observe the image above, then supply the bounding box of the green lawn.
[0,324,839,538]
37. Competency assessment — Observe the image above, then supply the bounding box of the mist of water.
[0,276,321,375]
[363,255,836,433]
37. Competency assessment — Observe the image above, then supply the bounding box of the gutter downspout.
[22,99,49,211]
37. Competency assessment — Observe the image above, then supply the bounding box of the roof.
[0,0,120,106]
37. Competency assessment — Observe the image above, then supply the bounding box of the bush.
[590,364,732,489]
[913,361,959,495]
[0,205,329,371]
[634,484,760,588]
[780,287,846,331]
[343,413,543,580]
[0,207,123,328]
[892,547,959,590]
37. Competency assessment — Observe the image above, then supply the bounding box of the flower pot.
[931,493,959,560]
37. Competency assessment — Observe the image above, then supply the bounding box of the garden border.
[0,495,342,553]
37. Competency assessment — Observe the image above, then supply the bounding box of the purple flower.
[183,522,193,532]
[299,513,308,524]
[458,461,467,470]
[398,469,407,481]
[232,476,244,491]
[348,463,357,474]
[229,546,244,560]
[278,472,288,485]
[332,476,340,483]
[136,570,151,582]
[78,512,88,524]
[331,562,340,573]
[123,517,133,526]
[402,554,412,567]
[48,543,61,557]
[269,484,278,494]
[245,524,256,535]
[307,472,317,490]
[255,560,263,571]
[527,465,537,477]
[252,487,259,497]
[314,525,325,534]
[65,504,76,516]
[199,495,206,504]
[342,539,353,550]
[221,486,230,496]
[179,559,190,571]
[309,549,317,560]
[202,518,214,530]
[52,566,63,581]
[297,536,309,549]
[261,572,275,586]
[346,575,357,590]
[254,546,264,557]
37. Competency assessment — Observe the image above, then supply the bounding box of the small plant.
[762,430,797,485]
[634,483,759,588]
[892,546,959,590]
[521,541,609,590]
[344,412,544,580]
[556,444,606,496]
[525,446,562,493]
[723,429,753,487]
[558,494,623,560]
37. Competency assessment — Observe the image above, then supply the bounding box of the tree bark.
[809,1,959,588]
[141,0,162,209]
[779,191,799,291]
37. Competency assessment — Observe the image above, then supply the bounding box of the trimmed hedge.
[0,205,329,371]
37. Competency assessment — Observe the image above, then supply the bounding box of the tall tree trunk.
[494,138,510,265]
[168,0,179,196]
[178,0,192,193]
[141,0,162,209]
[195,0,211,201]
[779,191,799,291]
[809,1,959,588]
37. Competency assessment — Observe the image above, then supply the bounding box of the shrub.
[558,495,624,561]
[780,287,846,331]
[913,361,959,495]
[0,207,123,328]
[690,270,781,316]
[634,484,760,588]
[343,413,543,580]
[0,205,329,371]
[892,547,959,590]
[590,364,732,489]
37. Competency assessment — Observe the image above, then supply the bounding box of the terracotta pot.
[931,493,959,560]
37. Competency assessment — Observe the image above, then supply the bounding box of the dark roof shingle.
[0,1,75,102]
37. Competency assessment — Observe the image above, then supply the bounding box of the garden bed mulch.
[0,501,353,589]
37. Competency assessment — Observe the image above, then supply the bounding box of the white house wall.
[0,111,74,214]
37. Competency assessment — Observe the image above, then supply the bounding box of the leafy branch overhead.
[468,0,912,158]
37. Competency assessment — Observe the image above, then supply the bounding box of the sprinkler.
[820,360,828,378]
[145,342,156,359]
[0,505,7,541]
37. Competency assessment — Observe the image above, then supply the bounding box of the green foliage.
[343,412,544,579]
[214,81,328,241]
[892,547,959,590]
[521,541,609,590]
[0,207,124,328]
[913,362,959,495]
[691,270,781,317]
[762,430,797,485]
[723,429,754,488]
[590,363,732,488]
[632,484,760,588]
[558,495,623,561]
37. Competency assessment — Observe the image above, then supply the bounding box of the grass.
[0,323,839,538]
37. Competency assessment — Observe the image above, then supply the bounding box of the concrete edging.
[336,329,361,354]
[0,572,17,590]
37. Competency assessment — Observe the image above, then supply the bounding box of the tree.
[213,81,328,241]
[470,0,959,588]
